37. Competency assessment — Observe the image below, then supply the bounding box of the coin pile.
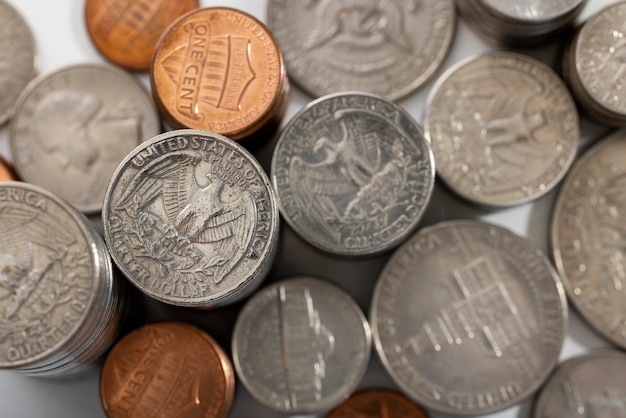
[562,1,626,126]
[0,182,124,377]
[456,0,587,46]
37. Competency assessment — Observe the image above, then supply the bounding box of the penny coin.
[102,129,279,308]
[272,92,435,256]
[10,63,160,214]
[551,129,626,350]
[327,389,429,418]
[85,0,199,71]
[0,182,122,376]
[267,0,455,100]
[0,156,18,181]
[232,277,371,414]
[370,219,567,415]
[534,351,626,417]
[151,7,288,141]
[425,52,579,207]
[100,321,235,418]
[0,0,38,125]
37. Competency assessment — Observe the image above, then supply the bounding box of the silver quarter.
[10,63,160,213]
[481,0,586,22]
[0,0,38,125]
[534,351,626,417]
[370,219,567,415]
[272,92,435,256]
[267,0,456,100]
[551,129,626,350]
[102,129,279,308]
[232,276,371,413]
[425,52,579,207]
[0,182,121,375]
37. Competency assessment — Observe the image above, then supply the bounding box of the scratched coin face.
[100,322,235,418]
[0,182,101,370]
[271,92,435,256]
[534,351,626,418]
[267,0,455,100]
[552,129,626,350]
[232,277,371,413]
[370,220,567,415]
[102,129,279,308]
[425,52,579,206]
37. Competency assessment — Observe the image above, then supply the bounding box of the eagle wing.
[115,151,202,223]
[192,192,256,283]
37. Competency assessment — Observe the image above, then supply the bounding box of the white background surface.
[0,0,619,417]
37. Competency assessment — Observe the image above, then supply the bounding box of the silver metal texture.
[0,182,123,376]
[370,219,567,415]
[232,276,371,414]
[102,129,279,308]
[551,129,626,350]
[266,0,456,100]
[10,62,160,213]
[0,0,38,125]
[533,350,626,417]
[425,51,579,207]
[272,92,435,256]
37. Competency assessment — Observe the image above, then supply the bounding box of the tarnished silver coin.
[102,129,279,308]
[534,351,626,417]
[10,63,160,213]
[0,182,123,376]
[563,1,626,126]
[232,276,371,413]
[370,220,567,415]
[272,92,435,256]
[267,0,455,100]
[425,52,579,207]
[551,129,626,350]
[0,0,38,125]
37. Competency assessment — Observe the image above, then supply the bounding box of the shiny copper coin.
[0,155,18,181]
[100,322,235,418]
[85,0,199,71]
[151,7,288,141]
[327,390,430,418]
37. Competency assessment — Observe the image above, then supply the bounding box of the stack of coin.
[562,1,626,126]
[456,0,586,46]
[267,0,456,100]
[100,322,235,418]
[103,129,279,308]
[151,7,289,143]
[0,182,124,377]
[272,92,435,256]
[232,277,371,414]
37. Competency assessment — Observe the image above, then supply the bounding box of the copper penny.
[327,390,430,418]
[151,7,288,141]
[85,0,199,71]
[0,156,18,181]
[100,322,235,418]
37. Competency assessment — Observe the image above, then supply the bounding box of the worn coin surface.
[0,0,38,125]
[327,389,430,418]
[425,52,579,207]
[151,7,288,141]
[267,0,455,100]
[232,277,371,414]
[85,0,199,71]
[100,321,235,418]
[534,351,626,417]
[552,129,626,350]
[102,129,278,308]
[10,63,160,213]
[370,219,567,415]
[272,92,435,256]
[0,182,104,370]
